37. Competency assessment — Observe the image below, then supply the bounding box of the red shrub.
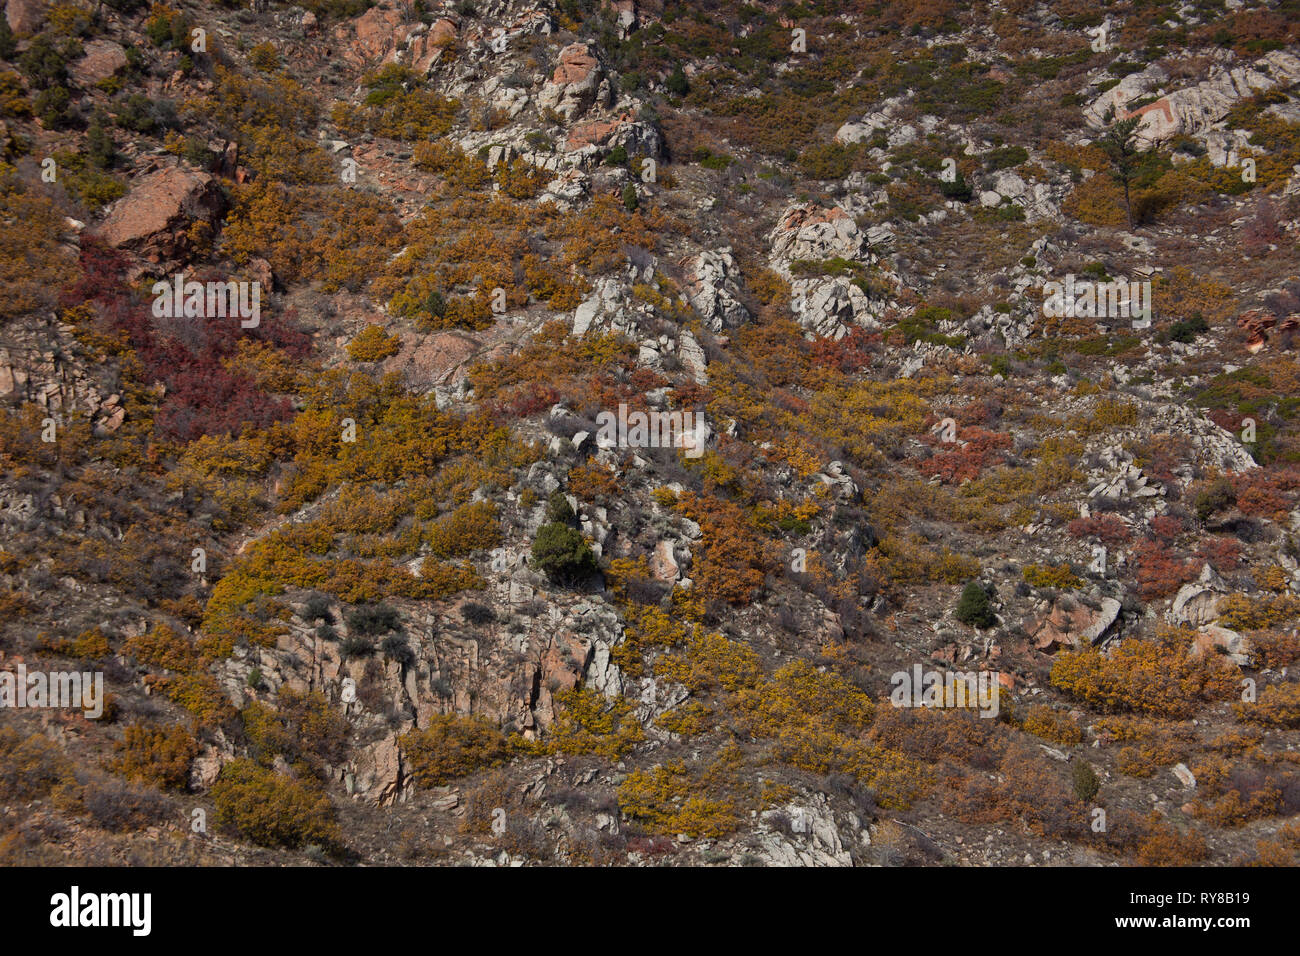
[492,383,561,421]
[626,835,675,857]
[1133,540,1196,601]
[1196,536,1243,572]
[1066,514,1131,546]
[916,426,1012,483]
[1208,409,1243,433]
[1234,470,1297,519]
[1149,514,1185,543]
[63,242,304,443]
[809,328,880,374]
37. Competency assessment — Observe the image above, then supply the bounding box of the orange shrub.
[1050,628,1237,719]
[425,500,500,559]
[110,723,199,790]
[347,325,402,362]
[673,491,775,606]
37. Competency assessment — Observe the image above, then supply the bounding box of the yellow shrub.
[1050,629,1237,719]
[732,659,874,737]
[211,758,343,850]
[544,689,644,758]
[654,631,763,696]
[110,723,199,790]
[1236,683,1300,729]
[425,500,500,558]
[1218,593,1300,631]
[0,728,76,802]
[1021,704,1083,745]
[71,627,112,660]
[496,157,546,199]
[155,672,237,727]
[1152,266,1236,325]
[617,762,741,838]
[347,325,402,362]
[1062,175,1127,227]
[1023,563,1084,589]
[1254,565,1290,593]
[401,715,508,786]
[654,700,713,737]
[125,623,198,673]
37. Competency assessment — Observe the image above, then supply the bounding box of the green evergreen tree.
[955,580,996,628]
[665,64,689,96]
[1099,107,1143,230]
[0,17,16,61]
[1072,760,1100,802]
[87,118,116,169]
[531,522,597,585]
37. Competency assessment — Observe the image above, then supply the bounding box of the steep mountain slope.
[1,0,1299,866]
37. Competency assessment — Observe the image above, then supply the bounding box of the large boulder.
[537,43,608,121]
[391,330,482,388]
[768,203,869,276]
[792,277,879,340]
[1191,624,1254,668]
[68,40,128,87]
[834,95,920,148]
[95,167,226,263]
[1027,596,1122,652]
[4,0,47,35]
[755,795,854,866]
[1168,563,1227,627]
[565,112,660,159]
[649,540,680,583]
[980,170,1061,223]
[1085,51,1300,146]
[680,248,750,332]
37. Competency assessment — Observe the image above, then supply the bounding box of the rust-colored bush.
[1050,628,1237,719]
[110,723,199,790]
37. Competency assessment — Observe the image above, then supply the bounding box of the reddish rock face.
[1238,308,1300,352]
[565,111,634,150]
[1190,625,1254,666]
[409,18,458,73]
[332,2,413,66]
[69,40,128,87]
[648,540,679,583]
[552,43,599,86]
[1027,601,1094,652]
[776,204,852,232]
[537,42,607,121]
[429,17,457,46]
[1118,97,1175,126]
[4,0,48,35]
[95,167,227,263]
[395,330,482,387]
[353,4,407,51]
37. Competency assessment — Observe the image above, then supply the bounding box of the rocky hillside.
[1,0,1299,867]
